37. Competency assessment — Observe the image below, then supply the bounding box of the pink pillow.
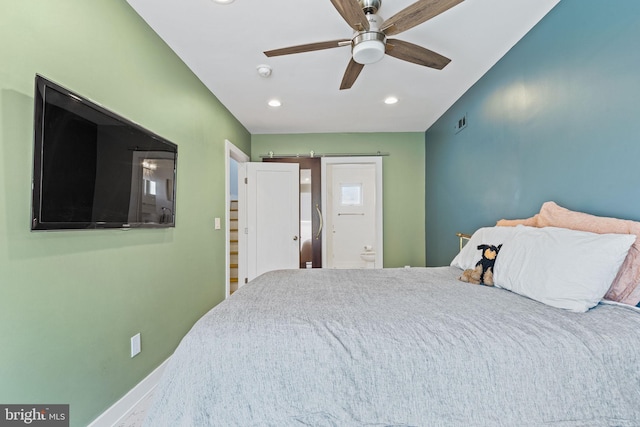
[537,202,640,306]
[496,215,540,227]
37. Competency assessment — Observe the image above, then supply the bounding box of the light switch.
[214,217,221,230]
[131,333,141,358]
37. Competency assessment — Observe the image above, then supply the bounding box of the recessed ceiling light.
[384,96,399,105]
[212,0,234,4]
[268,99,282,107]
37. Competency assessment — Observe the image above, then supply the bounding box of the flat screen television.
[31,75,178,231]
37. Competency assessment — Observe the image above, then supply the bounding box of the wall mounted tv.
[31,75,178,231]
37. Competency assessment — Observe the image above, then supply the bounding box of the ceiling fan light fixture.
[260,0,463,90]
[352,32,386,65]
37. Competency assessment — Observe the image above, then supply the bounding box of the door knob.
[293,235,298,241]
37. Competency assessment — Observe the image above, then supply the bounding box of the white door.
[323,158,383,269]
[246,162,300,281]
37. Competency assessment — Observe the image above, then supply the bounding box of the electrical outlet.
[131,333,141,358]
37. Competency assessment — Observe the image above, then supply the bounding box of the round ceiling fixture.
[257,64,272,78]
[212,0,235,4]
[384,96,398,105]
[268,99,282,107]
[352,32,386,65]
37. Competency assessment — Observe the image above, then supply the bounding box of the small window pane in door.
[340,183,362,206]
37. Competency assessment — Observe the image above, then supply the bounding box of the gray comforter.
[144,267,640,426]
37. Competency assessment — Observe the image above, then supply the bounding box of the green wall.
[0,1,250,425]
[425,0,640,266]
[252,133,426,268]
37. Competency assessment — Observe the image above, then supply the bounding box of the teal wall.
[0,1,250,426]
[425,0,640,266]
[252,133,426,268]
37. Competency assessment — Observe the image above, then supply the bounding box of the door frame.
[225,139,249,298]
[321,156,383,268]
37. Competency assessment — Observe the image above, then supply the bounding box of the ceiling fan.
[264,0,464,90]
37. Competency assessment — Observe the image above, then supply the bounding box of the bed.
[144,203,640,426]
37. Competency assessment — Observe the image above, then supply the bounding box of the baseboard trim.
[88,357,170,427]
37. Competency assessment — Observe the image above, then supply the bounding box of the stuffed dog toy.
[459,244,502,286]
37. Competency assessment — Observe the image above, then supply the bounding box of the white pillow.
[450,226,519,270]
[493,226,635,312]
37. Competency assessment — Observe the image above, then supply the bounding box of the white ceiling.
[126,0,560,134]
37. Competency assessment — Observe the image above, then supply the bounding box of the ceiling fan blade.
[382,0,464,36]
[330,0,370,31]
[385,39,451,69]
[264,39,351,57]
[340,59,365,90]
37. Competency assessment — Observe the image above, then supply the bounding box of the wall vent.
[454,114,467,134]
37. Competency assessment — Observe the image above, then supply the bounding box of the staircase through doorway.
[229,199,239,294]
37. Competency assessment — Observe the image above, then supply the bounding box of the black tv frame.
[31,75,178,231]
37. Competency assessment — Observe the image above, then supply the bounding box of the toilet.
[360,246,376,268]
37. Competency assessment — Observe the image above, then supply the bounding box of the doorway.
[225,140,249,298]
[322,157,383,269]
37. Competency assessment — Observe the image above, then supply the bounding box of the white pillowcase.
[450,226,519,270]
[493,226,635,312]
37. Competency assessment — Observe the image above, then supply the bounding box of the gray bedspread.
[144,267,640,426]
